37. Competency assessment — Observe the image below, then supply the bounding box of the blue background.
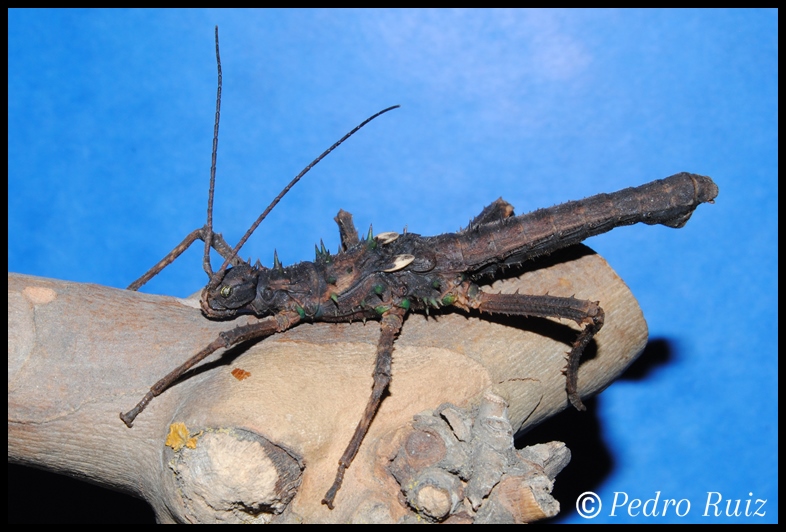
[8,9,777,523]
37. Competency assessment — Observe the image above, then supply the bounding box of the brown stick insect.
[120,28,719,509]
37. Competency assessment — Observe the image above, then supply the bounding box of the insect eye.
[220,285,232,298]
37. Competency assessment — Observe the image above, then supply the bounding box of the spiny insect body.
[121,27,719,510]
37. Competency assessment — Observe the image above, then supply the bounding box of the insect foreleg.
[120,311,301,427]
[128,29,229,292]
[127,226,243,291]
[322,307,406,509]
[458,287,605,411]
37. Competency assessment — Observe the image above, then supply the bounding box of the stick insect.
[121,28,719,509]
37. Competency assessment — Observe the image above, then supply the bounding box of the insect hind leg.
[460,287,604,411]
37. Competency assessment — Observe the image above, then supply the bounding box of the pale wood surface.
[7,246,648,522]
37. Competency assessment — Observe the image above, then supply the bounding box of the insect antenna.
[206,103,400,290]
[202,25,223,279]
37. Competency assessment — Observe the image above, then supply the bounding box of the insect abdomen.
[431,172,718,274]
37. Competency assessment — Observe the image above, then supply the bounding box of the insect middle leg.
[457,286,605,411]
[322,307,406,509]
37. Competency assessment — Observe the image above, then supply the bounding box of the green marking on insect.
[442,293,457,305]
[366,225,376,249]
[273,249,283,271]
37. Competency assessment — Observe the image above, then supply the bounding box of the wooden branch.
[7,245,648,523]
